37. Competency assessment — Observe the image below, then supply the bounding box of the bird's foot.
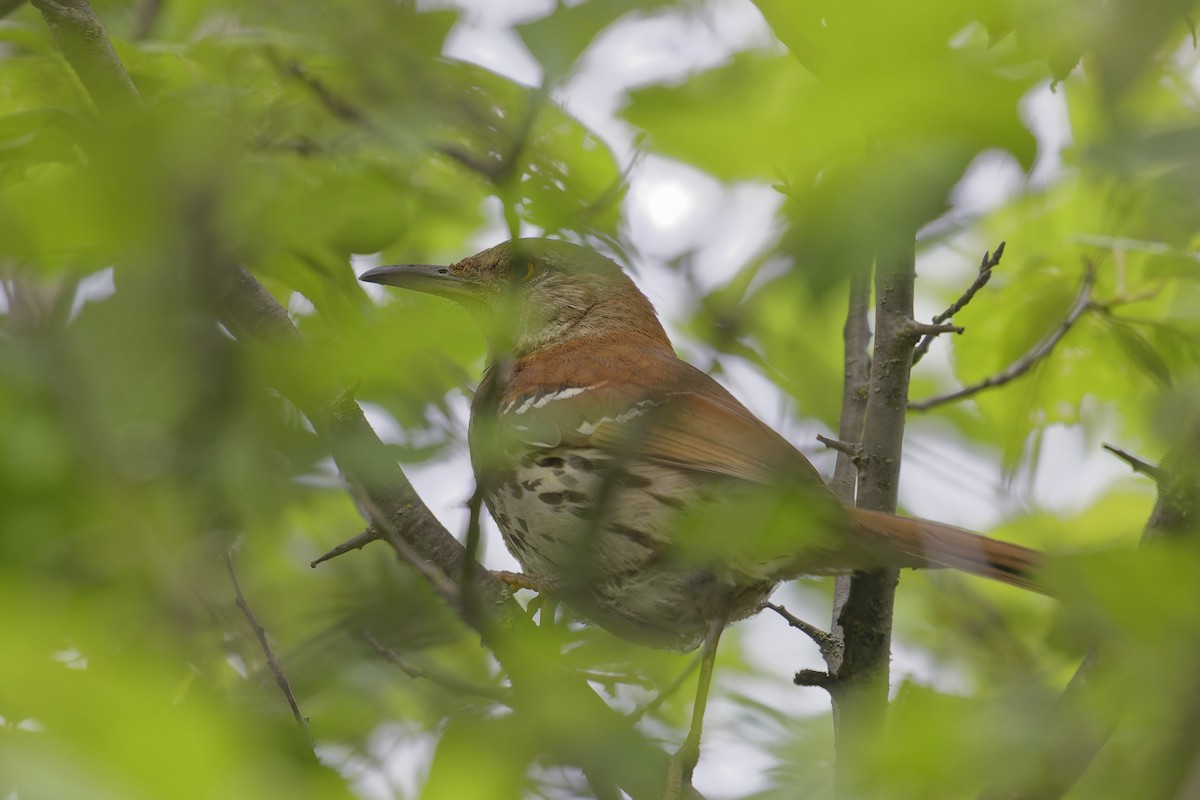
[491,570,544,593]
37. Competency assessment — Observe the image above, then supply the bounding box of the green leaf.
[518,0,670,82]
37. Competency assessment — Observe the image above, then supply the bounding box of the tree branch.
[816,434,864,463]
[829,269,872,503]
[827,241,918,798]
[364,630,512,704]
[218,266,673,800]
[1101,443,1164,482]
[910,263,1096,412]
[762,601,837,660]
[310,525,381,568]
[30,0,143,115]
[912,242,1004,365]
[225,552,313,748]
[977,437,1200,800]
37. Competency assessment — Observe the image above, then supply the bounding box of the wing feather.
[491,342,826,489]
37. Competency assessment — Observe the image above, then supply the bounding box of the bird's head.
[360,238,671,356]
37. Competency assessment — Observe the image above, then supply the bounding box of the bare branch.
[827,240,916,798]
[910,263,1096,412]
[909,320,964,337]
[912,242,1005,365]
[225,552,313,747]
[816,434,863,463]
[364,631,512,704]
[274,55,366,124]
[343,477,465,610]
[310,525,380,568]
[794,669,837,692]
[1102,443,1164,482]
[761,601,837,659]
[629,655,702,723]
[829,270,871,503]
[30,0,143,115]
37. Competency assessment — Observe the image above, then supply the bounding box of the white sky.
[358,2,1142,797]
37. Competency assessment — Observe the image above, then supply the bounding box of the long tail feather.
[850,508,1045,593]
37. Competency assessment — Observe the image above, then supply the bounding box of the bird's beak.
[358,264,478,301]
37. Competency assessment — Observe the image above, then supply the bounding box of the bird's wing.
[488,340,1047,590]
[493,341,827,489]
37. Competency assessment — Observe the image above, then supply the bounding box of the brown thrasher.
[361,238,1043,790]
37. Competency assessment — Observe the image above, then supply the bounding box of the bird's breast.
[484,446,775,650]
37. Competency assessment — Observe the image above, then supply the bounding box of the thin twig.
[911,262,1096,411]
[762,601,838,660]
[349,482,465,610]
[275,55,365,124]
[1102,443,1164,482]
[363,631,512,704]
[816,434,863,463]
[912,242,1005,365]
[829,269,871,503]
[794,669,837,692]
[629,655,702,723]
[459,474,488,627]
[224,553,313,746]
[310,525,380,568]
[910,320,965,337]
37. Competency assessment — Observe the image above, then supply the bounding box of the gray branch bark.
[828,242,919,798]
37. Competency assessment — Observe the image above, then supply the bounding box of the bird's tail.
[849,507,1045,593]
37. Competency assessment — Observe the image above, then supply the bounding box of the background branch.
[977,436,1200,800]
[912,242,1004,365]
[30,0,142,114]
[911,263,1096,411]
[225,552,313,748]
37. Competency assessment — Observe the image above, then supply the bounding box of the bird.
[360,238,1044,792]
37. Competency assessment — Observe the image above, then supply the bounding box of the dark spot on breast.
[567,454,596,472]
[540,490,589,507]
[608,523,656,549]
[619,472,653,489]
[648,491,686,509]
[536,456,565,469]
[507,483,523,499]
[516,517,529,534]
[521,478,543,491]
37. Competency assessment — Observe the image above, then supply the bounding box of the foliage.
[2,0,1199,799]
